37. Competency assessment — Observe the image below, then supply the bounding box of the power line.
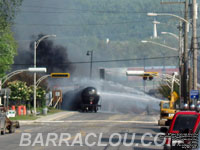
[4,55,179,66]
[19,10,189,14]
[14,20,152,27]
[21,5,198,14]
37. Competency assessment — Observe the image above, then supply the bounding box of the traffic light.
[50,73,70,78]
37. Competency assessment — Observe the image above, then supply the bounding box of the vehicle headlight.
[184,103,189,110]
[197,104,200,111]
[190,104,195,110]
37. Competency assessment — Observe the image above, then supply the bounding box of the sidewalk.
[19,111,78,125]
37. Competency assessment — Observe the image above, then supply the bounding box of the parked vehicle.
[161,111,200,150]
[0,107,20,135]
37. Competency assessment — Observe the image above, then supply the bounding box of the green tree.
[0,0,23,77]
[0,0,23,30]
[0,27,17,77]
[3,72,48,90]
[29,86,46,108]
[8,80,47,108]
[7,80,31,106]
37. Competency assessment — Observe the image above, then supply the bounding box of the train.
[81,87,101,112]
[62,86,101,112]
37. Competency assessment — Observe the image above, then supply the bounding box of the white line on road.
[33,120,157,124]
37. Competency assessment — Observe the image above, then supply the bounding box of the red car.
[162,111,200,150]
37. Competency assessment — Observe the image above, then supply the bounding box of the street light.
[86,50,93,79]
[36,74,51,87]
[28,67,47,72]
[147,13,189,23]
[161,29,185,104]
[147,13,190,33]
[141,40,178,51]
[33,34,56,115]
[0,68,46,106]
[161,32,179,40]
[148,11,191,103]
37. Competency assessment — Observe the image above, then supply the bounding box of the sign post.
[190,90,199,108]
[190,90,199,99]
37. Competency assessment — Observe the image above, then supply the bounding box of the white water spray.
[61,78,161,114]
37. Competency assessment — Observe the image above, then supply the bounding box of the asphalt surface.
[0,112,164,150]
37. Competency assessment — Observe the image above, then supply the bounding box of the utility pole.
[160,0,189,104]
[0,80,2,106]
[34,41,37,116]
[90,51,93,79]
[192,0,198,90]
[143,56,146,92]
[86,50,93,79]
[188,60,193,104]
[183,0,189,103]
[178,21,183,105]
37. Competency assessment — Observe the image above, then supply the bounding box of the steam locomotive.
[81,87,101,112]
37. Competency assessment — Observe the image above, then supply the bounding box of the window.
[162,102,170,109]
[173,115,198,131]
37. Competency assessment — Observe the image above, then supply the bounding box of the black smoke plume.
[29,34,74,74]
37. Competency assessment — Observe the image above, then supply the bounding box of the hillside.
[13,0,199,77]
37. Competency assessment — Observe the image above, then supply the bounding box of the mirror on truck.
[160,127,168,133]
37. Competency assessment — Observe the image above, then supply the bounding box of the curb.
[19,111,78,125]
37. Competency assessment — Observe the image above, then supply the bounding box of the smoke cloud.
[29,34,75,74]
[14,33,75,75]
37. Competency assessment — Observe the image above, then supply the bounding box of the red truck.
[161,111,200,150]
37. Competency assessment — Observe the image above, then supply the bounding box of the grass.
[47,107,62,115]
[9,107,63,121]
[37,107,62,115]
[10,115,38,121]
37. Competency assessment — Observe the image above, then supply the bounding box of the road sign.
[50,73,70,78]
[190,90,199,99]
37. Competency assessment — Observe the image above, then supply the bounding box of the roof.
[175,111,200,115]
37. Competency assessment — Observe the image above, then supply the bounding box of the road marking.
[63,130,86,141]
[107,115,123,120]
[24,129,33,132]
[153,116,159,123]
[33,120,157,124]
[15,129,21,133]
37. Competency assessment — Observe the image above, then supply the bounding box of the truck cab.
[158,92,179,126]
[162,111,200,150]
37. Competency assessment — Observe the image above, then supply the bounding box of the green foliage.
[0,0,23,29]
[0,0,23,77]
[29,86,46,108]
[16,0,181,69]
[3,72,48,90]
[68,35,178,68]
[54,0,182,40]
[8,80,31,104]
[8,80,46,107]
[0,27,17,77]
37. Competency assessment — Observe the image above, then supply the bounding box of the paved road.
[0,112,164,150]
